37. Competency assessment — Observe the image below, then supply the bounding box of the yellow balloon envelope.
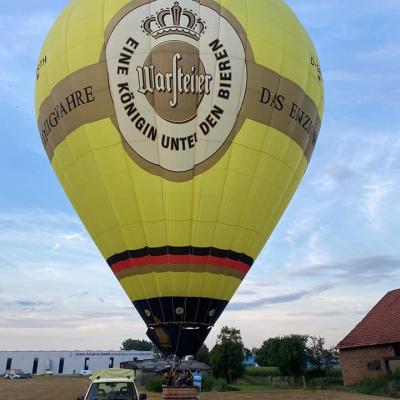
[35,0,324,357]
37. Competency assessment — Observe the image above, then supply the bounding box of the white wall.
[0,351,153,375]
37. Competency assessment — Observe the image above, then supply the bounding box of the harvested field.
[0,376,390,400]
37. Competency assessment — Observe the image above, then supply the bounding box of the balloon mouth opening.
[134,296,228,358]
[146,323,214,359]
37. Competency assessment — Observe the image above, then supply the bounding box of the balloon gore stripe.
[108,246,253,276]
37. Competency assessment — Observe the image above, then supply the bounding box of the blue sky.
[0,0,399,351]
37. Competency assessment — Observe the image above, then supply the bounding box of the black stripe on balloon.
[107,246,254,267]
[133,297,228,358]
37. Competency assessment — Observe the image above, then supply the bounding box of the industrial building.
[0,350,153,375]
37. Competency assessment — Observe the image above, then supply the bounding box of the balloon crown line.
[141,2,207,41]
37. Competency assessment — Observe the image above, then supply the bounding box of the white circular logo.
[106,0,247,179]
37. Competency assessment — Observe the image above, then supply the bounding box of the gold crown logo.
[141,2,206,41]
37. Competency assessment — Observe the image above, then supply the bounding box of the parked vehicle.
[43,369,53,375]
[4,369,32,379]
[76,369,146,400]
[78,369,92,376]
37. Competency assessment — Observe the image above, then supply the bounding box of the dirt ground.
[0,376,391,400]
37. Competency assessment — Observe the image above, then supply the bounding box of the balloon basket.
[162,387,199,400]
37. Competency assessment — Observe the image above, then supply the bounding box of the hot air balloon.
[35,0,324,359]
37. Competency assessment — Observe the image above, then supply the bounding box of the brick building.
[337,289,400,385]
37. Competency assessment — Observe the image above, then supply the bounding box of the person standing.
[193,370,202,391]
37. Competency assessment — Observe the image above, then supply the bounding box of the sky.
[0,0,399,352]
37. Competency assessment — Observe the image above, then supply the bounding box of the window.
[394,343,400,357]
[6,358,12,371]
[367,360,381,371]
[109,357,114,368]
[86,382,137,400]
[58,358,65,374]
[84,357,90,371]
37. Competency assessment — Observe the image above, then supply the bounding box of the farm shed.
[337,289,400,385]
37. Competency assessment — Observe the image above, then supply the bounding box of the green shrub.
[227,385,241,391]
[304,367,343,385]
[352,372,400,398]
[308,376,344,389]
[243,375,273,385]
[218,381,240,391]
[245,367,279,377]
[326,367,343,378]
[304,367,326,380]
[201,374,215,392]
[144,377,163,393]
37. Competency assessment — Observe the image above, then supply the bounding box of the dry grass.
[0,376,390,400]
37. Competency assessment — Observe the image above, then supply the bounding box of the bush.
[308,376,344,389]
[304,367,343,388]
[326,367,343,378]
[304,367,343,382]
[201,374,215,392]
[218,381,240,391]
[304,367,326,380]
[245,367,279,377]
[144,377,163,393]
[352,371,400,398]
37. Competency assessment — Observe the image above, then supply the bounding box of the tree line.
[121,327,339,383]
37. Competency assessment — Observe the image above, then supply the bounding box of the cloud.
[362,177,395,228]
[308,128,400,234]
[52,232,87,252]
[0,309,139,330]
[287,309,367,318]
[284,215,314,244]
[0,208,138,339]
[13,300,55,308]
[227,283,333,311]
[289,255,400,285]
[313,163,354,191]
[0,208,96,261]
[361,44,400,60]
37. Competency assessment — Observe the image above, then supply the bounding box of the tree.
[244,348,253,358]
[275,335,308,378]
[121,338,155,352]
[195,344,210,364]
[306,336,325,369]
[255,337,281,367]
[324,347,340,366]
[209,326,245,383]
[306,336,340,369]
[255,335,308,378]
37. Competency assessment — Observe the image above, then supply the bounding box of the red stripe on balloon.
[111,254,250,274]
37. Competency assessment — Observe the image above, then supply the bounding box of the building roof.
[337,289,400,350]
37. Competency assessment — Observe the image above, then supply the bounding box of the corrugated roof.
[337,289,400,350]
